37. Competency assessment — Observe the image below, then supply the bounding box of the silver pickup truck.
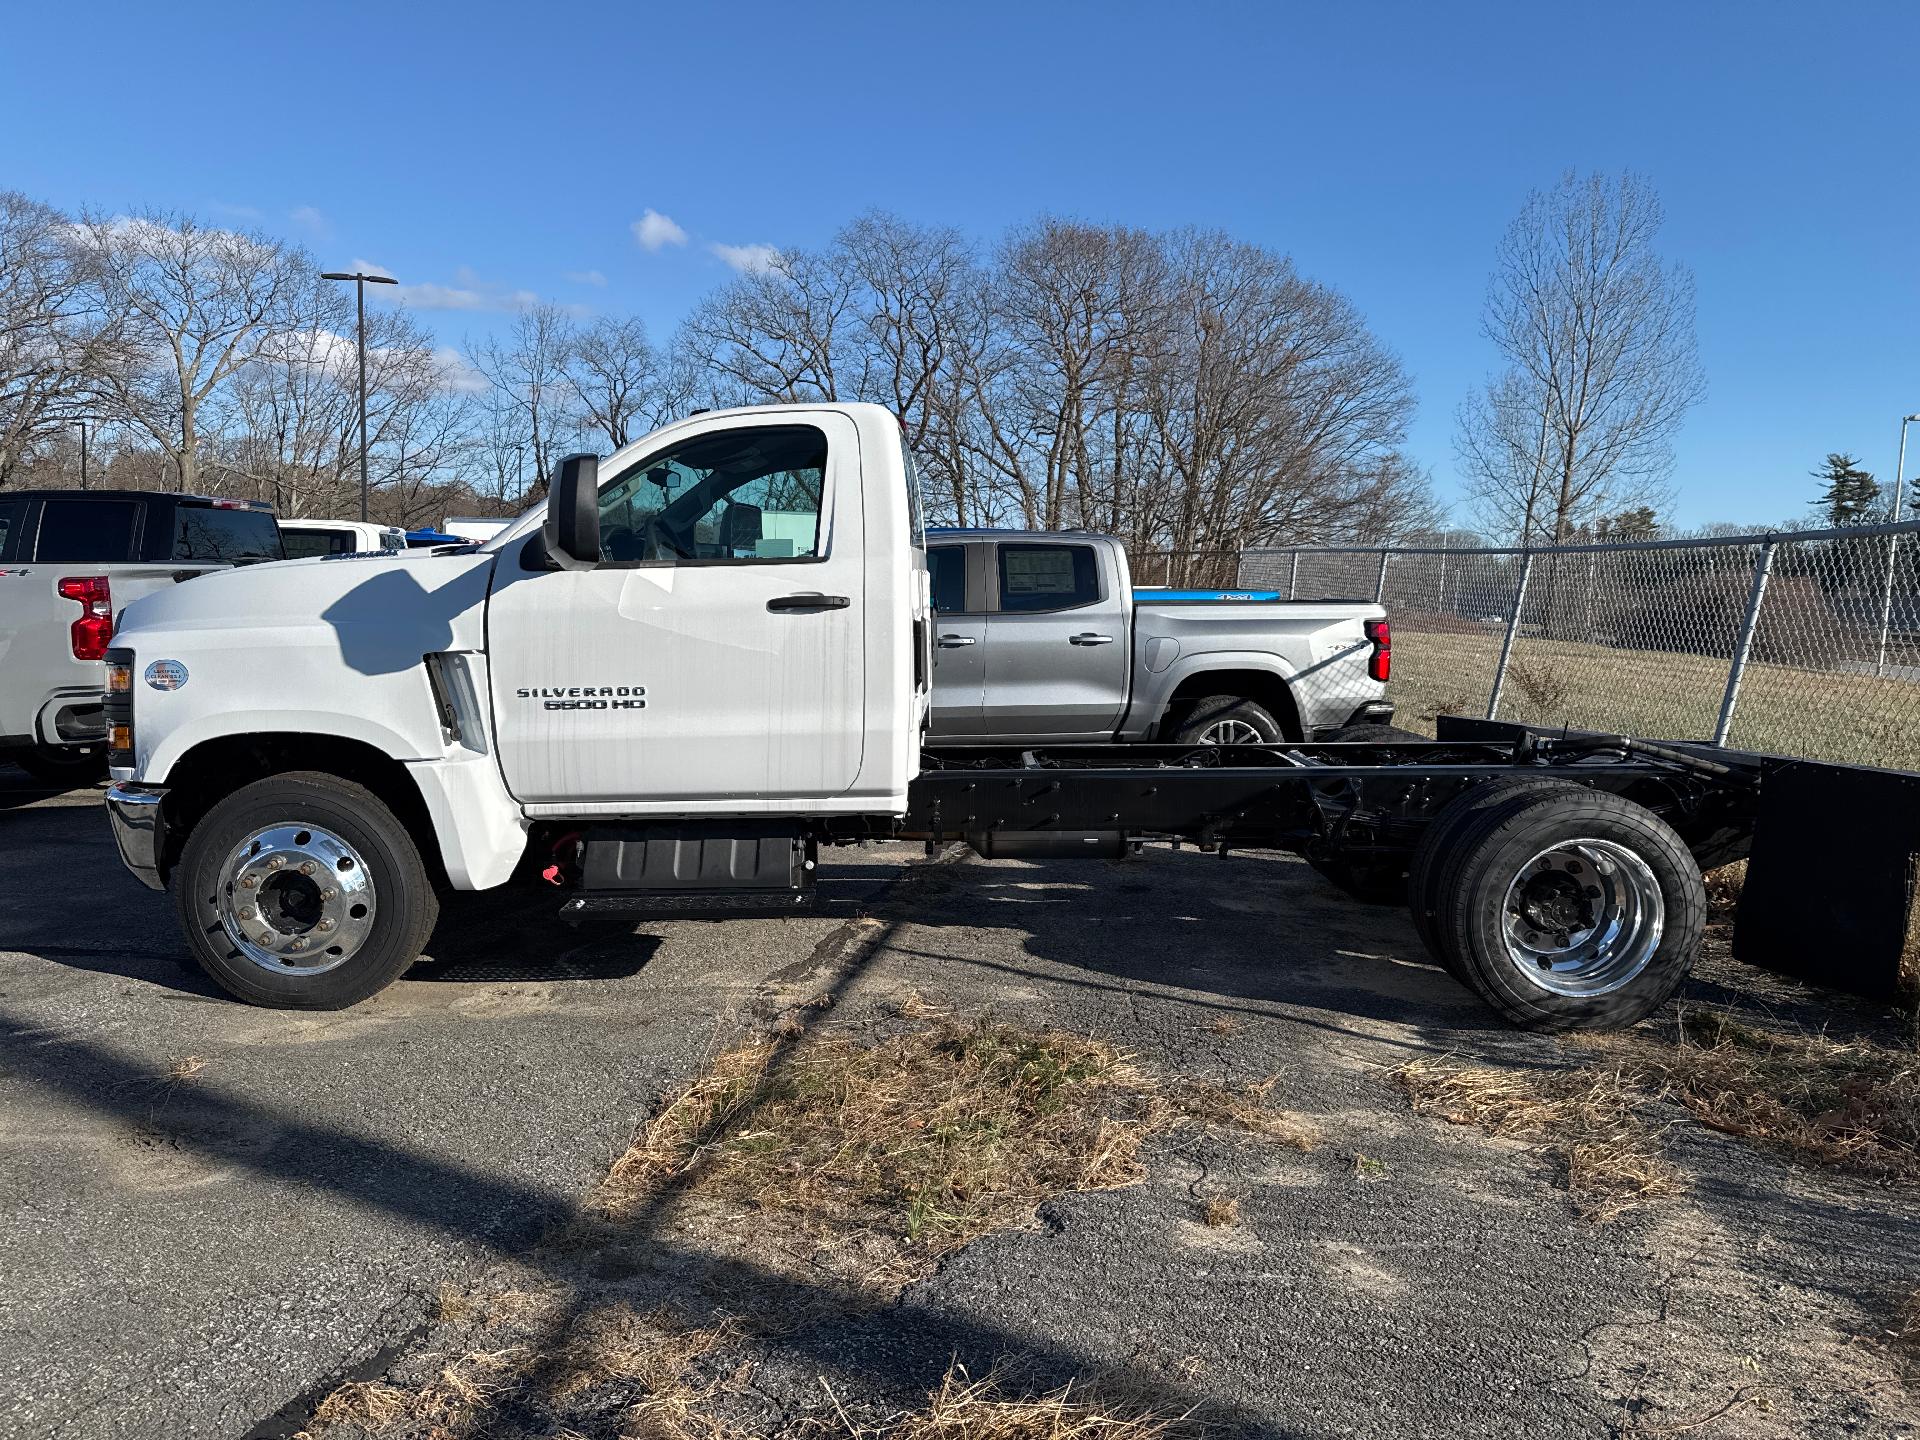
[927,529,1394,745]
[0,489,283,783]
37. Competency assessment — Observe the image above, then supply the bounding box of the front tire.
[1427,787,1704,1032]
[174,772,439,1009]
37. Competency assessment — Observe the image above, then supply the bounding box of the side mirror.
[543,453,601,569]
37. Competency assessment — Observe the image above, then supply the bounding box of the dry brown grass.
[1165,1077,1318,1151]
[599,1022,1175,1279]
[1200,1195,1240,1229]
[887,1366,1205,1439]
[1616,1011,1920,1182]
[1395,1056,1681,1219]
[166,1055,209,1083]
[1390,627,1920,767]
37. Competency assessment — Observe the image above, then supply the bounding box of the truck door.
[927,542,984,735]
[980,540,1129,741]
[485,412,867,808]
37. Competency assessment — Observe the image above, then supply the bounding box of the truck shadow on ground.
[880,845,1516,1053]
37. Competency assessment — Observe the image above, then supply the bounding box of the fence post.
[1373,550,1390,604]
[1715,537,1776,746]
[1486,551,1534,720]
[1875,529,1902,678]
[1287,550,1299,600]
[1437,535,1449,614]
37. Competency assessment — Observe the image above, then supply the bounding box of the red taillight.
[58,575,114,660]
[1365,618,1391,682]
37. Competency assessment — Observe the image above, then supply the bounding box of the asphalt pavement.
[4,763,1918,1439]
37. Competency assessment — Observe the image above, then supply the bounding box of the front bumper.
[106,782,168,891]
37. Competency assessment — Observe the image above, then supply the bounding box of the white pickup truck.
[0,489,283,783]
[101,401,1729,1033]
[926,529,1392,746]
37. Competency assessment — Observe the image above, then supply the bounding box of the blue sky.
[6,0,1918,529]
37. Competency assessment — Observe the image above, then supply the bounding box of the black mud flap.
[1733,759,1920,1002]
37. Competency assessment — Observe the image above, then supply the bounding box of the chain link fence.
[1238,520,1920,769]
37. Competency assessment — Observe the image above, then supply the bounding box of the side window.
[282,528,355,559]
[0,498,20,561]
[380,531,406,551]
[171,506,283,562]
[928,546,967,612]
[35,499,138,563]
[597,423,827,564]
[997,543,1101,613]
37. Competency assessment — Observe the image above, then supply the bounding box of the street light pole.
[78,418,88,490]
[1873,412,1920,677]
[320,270,399,522]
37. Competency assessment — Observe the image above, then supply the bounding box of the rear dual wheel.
[175,772,439,1009]
[1410,783,1703,1031]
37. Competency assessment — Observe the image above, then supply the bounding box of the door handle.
[767,593,850,612]
[1069,632,1115,645]
[938,634,977,647]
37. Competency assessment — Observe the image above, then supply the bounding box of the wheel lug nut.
[267,855,286,870]
[241,875,258,890]
[321,888,337,900]
[299,861,316,875]
[239,906,256,920]
[317,919,335,932]
[289,938,307,951]
[256,933,274,946]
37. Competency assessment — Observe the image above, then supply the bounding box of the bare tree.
[73,210,316,494]
[0,193,117,485]
[1458,172,1704,543]
[467,302,578,493]
[563,314,657,449]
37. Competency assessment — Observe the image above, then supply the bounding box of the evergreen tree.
[1813,453,1880,526]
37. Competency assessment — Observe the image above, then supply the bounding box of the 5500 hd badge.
[516,686,647,711]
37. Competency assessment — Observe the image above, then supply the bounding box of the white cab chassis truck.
[103,402,1773,1031]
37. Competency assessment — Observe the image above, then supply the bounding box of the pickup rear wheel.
[175,771,438,1009]
[1427,787,1704,1031]
[1169,695,1285,746]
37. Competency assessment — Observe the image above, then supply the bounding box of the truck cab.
[103,404,929,1006]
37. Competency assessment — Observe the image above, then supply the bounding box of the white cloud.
[358,260,538,313]
[710,241,782,275]
[631,209,688,252]
[433,346,490,394]
[565,268,608,287]
[289,204,329,235]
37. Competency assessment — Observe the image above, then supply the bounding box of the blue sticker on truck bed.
[144,660,188,691]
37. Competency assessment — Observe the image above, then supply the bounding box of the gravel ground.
[5,762,1920,1438]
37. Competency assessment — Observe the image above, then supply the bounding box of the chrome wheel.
[1197,718,1266,746]
[217,824,377,976]
[1500,838,1664,997]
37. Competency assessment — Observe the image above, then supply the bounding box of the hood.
[115,549,499,665]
